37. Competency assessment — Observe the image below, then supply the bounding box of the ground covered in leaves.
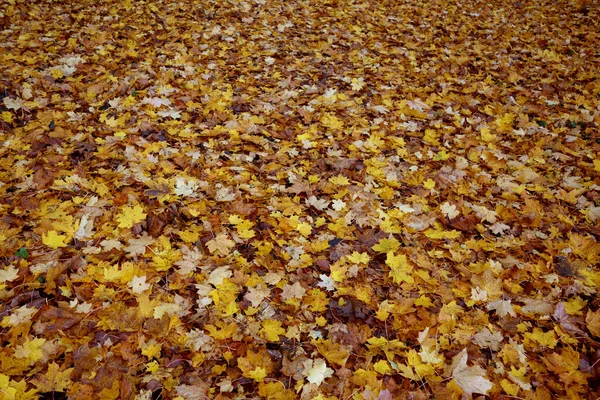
[1,0,600,398]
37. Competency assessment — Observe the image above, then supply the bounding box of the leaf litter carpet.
[0,0,600,398]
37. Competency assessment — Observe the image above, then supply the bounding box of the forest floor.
[1,0,600,399]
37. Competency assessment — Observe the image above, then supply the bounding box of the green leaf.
[15,247,28,259]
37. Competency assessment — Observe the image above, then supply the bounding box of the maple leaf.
[141,343,161,359]
[3,96,25,110]
[2,0,599,397]
[70,299,93,314]
[331,199,346,211]
[74,213,94,240]
[174,177,199,196]
[350,77,365,91]
[260,320,286,342]
[489,222,511,235]
[448,348,493,395]
[440,202,459,220]
[321,114,344,130]
[423,178,436,189]
[296,222,312,236]
[1,305,38,327]
[175,245,202,275]
[487,299,517,318]
[244,284,270,307]
[472,328,504,351]
[303,358,334,386]
[116,205,147,229]
[386,252,414,284]
[306,196,329,211]
[14,338,46,365]
[258,382,296,399]
[317,274,335,291]
[215,187,237,202]
[141,96,171,107]
[101,238,123,251]
[128,275,151,294]
[42,230,69,248]
[328,175,350,186]
[247,367,267,382]
[207,266,232,286]
[206,234,235,256]
[523,328,558,349]
[281,281,306,301]
[373,360,393,374]
[31,363,73,392]
[372,237,400,253]
[346,251,370,264]
[125,234,155,257]
[0,265,19,283]
[586,308,600,338]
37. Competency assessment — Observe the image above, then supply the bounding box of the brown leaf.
[33,306,82,335]
[586,309,600,338]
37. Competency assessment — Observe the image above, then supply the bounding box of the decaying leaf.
[0,0,599,398]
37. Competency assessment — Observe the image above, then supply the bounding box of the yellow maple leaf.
[501,379,519,396]
[1,111,14,123]
[14,338,46,365]
[424,225,461,239]
[397,363,420,380]
[563,297,587,315]
[372,237,400,253]
[386,252,414,284]
[258,382,296,400]
[304,289,329,312]
[423,178,436,189]
[433,149,450,161]
[116,205,146,228]
[347,251,371,264]
[330,262,348,282]
[375,300,395,321]
[141,343,161,359]
[321,114,344,130]
[205,322,238,340]
[494,113,515,132]
[483,121,505,141]
[373,360,392,375]
[312,338,350,366]
[260,319,286,342]
[42,230,68,248]
[32,362,73,393]
[328,175,350,185]
[102,264,124,282]
[178,229,200,243]
[296,222,312,237]
[524,328,558,349]
[247,367,267,382]
[50,68,64,79]
[0,374,37,399]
